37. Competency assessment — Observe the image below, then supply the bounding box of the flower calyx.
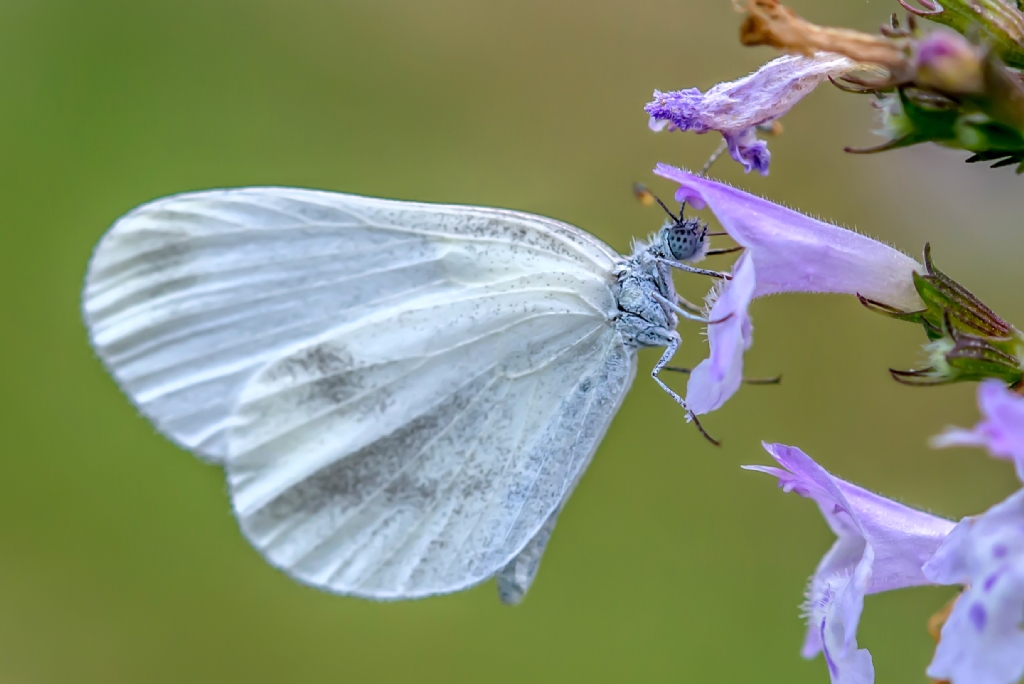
[847,30,1024,171]
[858,243,1024,386]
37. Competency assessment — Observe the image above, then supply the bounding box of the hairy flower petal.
[645,53,854,174]
[685,253,755,415]
[923,489,1024,684]
[746,443,955,684]
[654,165,924,311]
[806,566,875,684]
[932,380,1024,481]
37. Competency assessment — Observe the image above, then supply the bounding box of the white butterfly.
[81,187,723,603]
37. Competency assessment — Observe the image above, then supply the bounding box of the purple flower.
[923,489,1024,684]
[925,381,1024,684]
[686,252,755,415]
[746,443,956,684]
[645,53,854,174]
[654,165,923,414]
[932,380,1024,482]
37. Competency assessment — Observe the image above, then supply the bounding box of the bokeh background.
[1,1,1021,682]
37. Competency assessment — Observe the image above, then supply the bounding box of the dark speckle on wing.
[244,372,496,529]
[267,343,355,382]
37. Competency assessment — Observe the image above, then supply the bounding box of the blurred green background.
[1,1,1021,682]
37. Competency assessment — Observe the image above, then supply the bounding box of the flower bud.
[915,30,985,94]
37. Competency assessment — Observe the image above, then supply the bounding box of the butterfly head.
[635,183,711,264]
[659,216,709,263]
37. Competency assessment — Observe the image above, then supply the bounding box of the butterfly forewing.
[83,188,619,462]
[83,187,635,599]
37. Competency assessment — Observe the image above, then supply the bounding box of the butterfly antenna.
[653,194,680,223]
[633,182,680,223]
[640,136,727,220]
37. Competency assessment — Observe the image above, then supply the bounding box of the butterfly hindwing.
[225,287,636,598]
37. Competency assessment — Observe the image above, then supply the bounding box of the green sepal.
[965,149,1024,170]
[846,54,1024,168]
[914,244,1015,337]
[850,87,1024,161]
[848,89,961,155]
[857,244,1012,338]
[890,315,1024,386]
[860,244,1024,386]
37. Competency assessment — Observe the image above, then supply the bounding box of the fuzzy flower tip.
[923,489,1024,684]
[655,165,923,414]
[645,53,854,174]
[932,380,1024,482]
[745,443,955,684]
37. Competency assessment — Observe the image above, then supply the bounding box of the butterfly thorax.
[611,237,679,351]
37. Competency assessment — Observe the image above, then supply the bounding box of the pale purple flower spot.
[745,444,954,684]
[821,620,840,676]
[969,603,988,631]
[932,380,1024,482]
[645,53,854,174]
[924,489,1024,684]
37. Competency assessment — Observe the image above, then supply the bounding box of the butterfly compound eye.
[665,218,706,262]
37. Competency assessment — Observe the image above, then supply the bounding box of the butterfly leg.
[650,332,720,445]
[651,291,707,323]
[674,293,706,317]
[656,257,730,280]
[650,331,687,409]
[706,246,744,256]
[652,291,735,326]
